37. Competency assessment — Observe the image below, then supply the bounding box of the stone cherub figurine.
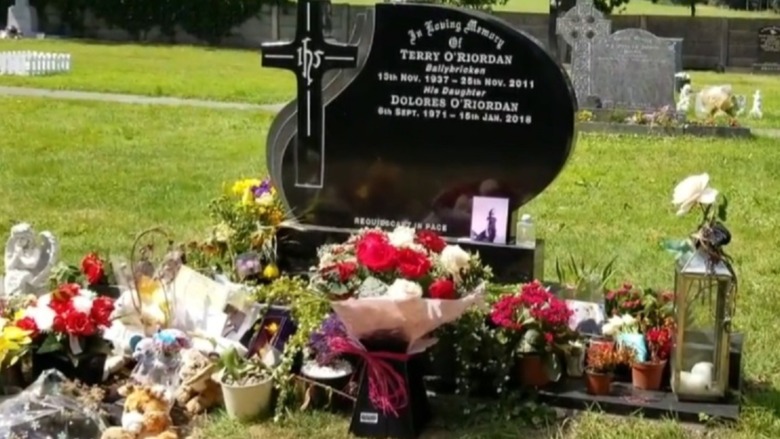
[2,223,59,297]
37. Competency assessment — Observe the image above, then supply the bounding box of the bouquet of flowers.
[645,325,673,363]
[185,176,286,280]
[490,281,577,362]
[13,283,115,375]
[311,226,491,416]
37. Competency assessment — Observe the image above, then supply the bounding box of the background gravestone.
[753,25,780,74]
[268,2,577,239]
[591,28,675,110]
[556,0,611,107]
[664,37,683,73]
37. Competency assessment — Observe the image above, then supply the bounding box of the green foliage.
[251,276,331,421]
[593,0,633,14]
[43,0,265,44]
[436,0,511,11]
[555,254,617,301]
[218,347,273,386]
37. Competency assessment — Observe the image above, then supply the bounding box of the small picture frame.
[235,251,262,280]
[565,299,606,335]
[470,196,510,245]
[245,306,297,356]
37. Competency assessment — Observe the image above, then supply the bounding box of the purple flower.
[252,179,273,197]
[308,313,348,365]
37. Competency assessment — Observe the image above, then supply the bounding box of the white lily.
[672,173,719,216]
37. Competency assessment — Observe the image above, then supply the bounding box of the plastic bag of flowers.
[309,226,491,418]
[0,369,108,439]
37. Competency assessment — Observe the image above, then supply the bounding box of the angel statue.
[2,223,59,297]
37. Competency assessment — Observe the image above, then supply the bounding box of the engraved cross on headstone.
[556,0,610,106]
[261,0,358,189]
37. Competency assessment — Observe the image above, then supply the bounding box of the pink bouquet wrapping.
[310,226,492,415]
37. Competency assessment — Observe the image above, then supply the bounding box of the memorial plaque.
[754,25,780,74]
[264,2,577,238]
[591,28,675,110]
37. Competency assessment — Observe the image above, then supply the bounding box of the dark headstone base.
[540,333,744,422]
[276,224,543,284]
[538,380,740,422]
[579,122,753,138]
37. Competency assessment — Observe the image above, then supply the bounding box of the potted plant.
[14,283,115,385]
[632,325,673,390]
[300,313,354,409]
[584,343,632,395]
[217,347,275,421]
[490,281,576,387]
[602,314,646,363]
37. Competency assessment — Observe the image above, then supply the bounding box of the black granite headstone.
[262,1,576,283]
[753,25,780,74]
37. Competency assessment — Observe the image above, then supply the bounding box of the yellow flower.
[0,325,32,365]
[231,179,261,197]
[263,263,280,279]
[12,310,25,322]
[265,322,280,335]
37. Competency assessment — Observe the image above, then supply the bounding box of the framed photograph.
[565,299,606,335]
[470,196,510,245]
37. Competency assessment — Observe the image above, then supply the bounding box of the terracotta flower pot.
[589,337,615,351]
[585,370,612,395]
[631,360,667,391]
[517,354,550,388]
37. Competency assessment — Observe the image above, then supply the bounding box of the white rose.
[385,279,423,299]
[72,294,94,314]
[440,245,471,277]
[27,305,56,332]
[36,293,52,308]
[601,322,616,337]
[80,289,97,299]
[621,314,637,327]
[672,173,718,216]
[388,226,417,248]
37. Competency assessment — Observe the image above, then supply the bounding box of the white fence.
[0,51,72,76]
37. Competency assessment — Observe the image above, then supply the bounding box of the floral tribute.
[310,226,490,300]
[490,281,577,356]
[185,176,287,280]
[13,283,115,364]
[311,226,490,417]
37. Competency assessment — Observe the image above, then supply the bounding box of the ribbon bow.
[328,337,410,417]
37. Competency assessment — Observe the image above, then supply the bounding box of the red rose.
[81,253,105,285]
[52,315,67,333]
[64,311,96,337]
[91,296,115,327]
[355,232,397,272]
[335,262,358,282]
[397,248,431,279]
[15,317,39,337]
[428,278,456,300]
[544,332,554,344]
[49,298,73,316]
[56,283,80,301]
[415,230,446,253]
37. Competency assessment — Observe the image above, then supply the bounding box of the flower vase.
[564,348,586,378]
[32,352,107,385]
[631,360,667,390]
[617,333,647,363]
[516,354,550,388]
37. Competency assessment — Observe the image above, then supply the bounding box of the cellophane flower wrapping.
[312,226,492,352]
[0,370,107,439]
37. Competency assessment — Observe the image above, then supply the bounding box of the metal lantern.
[670,247,736,401]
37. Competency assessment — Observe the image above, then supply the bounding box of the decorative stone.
[2,223,59,297]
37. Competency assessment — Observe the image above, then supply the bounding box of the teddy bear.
[100,384,178,439]
[175,348,222,415]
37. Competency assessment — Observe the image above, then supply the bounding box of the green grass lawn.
[0,40,295,104]
[0,40,778,131]
[338,0,779,17]
[3,96,780,438]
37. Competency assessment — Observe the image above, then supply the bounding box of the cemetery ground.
[1,39,779,130]
[3,96,780,438]
[337,0,779,17]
